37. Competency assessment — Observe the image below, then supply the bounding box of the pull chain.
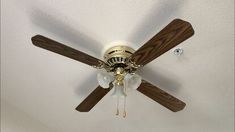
[123,86,127,118]
[123,96,127,118]
[116,95,119,115]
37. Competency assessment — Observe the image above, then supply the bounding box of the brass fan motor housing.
[104,45,135,68]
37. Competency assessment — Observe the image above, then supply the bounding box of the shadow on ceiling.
[74,71,99,97]
[138,66,182,95]
[128,0,184,46]
[29,8,103,57]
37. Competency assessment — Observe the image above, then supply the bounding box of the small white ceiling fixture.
[173,48,184,56]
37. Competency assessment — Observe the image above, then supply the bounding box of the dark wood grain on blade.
[31,35,105,67]
[130,19,194,66]
[137,80,186,112]
[76,86,111,112]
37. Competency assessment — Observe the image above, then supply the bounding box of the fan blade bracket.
[92,60,108,69]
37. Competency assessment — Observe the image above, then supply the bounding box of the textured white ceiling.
[1,0,234,132]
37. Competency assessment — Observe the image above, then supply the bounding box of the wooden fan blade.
[76,86,111,112]
[31,35,105,67]
[130,19,194,66]
[137,80,186,112]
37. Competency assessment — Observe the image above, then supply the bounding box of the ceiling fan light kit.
[31,19,194,117]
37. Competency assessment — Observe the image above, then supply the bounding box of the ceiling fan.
[31,19,194,116]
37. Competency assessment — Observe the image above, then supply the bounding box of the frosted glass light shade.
[111,82,127,98]
[97,70,114,88]
[124,74,142,90]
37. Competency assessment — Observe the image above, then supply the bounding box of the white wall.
[1,100,57,132]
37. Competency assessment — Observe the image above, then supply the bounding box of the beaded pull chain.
[114,85,127,118]
[123,85,127,118]
[116,95,119,115]
[123,96,127,118]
